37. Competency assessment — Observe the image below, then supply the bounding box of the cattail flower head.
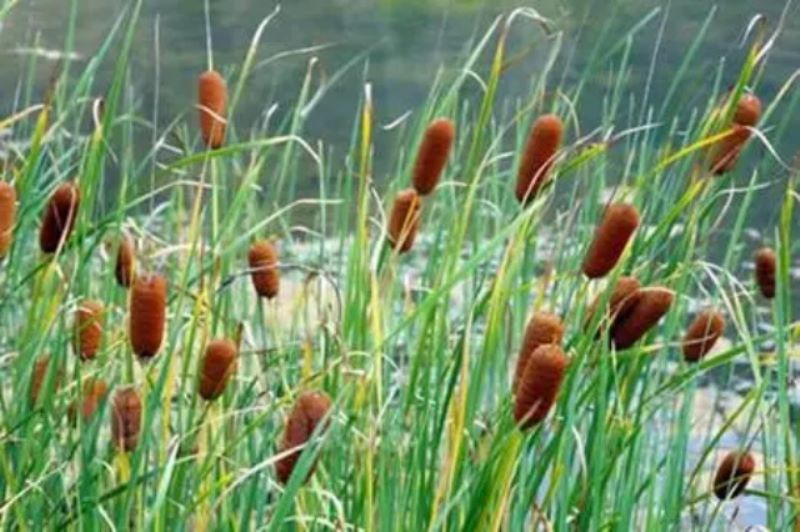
[513,312,564,390]
[248,240,279,299]
[276,391,332,484]
[39,182,80,253]
[387,188,421,253]
[709,125,751,175]
[713,450,755,500]
[516,114,563,204]
[514,345,568,430]
[0,181,16,258]
[29,355,61,406]
[733,93,762,127]
[115,235,136,287]
[682,309,725,363]
[74,299,105,361]
[754,247,776,299]
[611,286,674,350]
[69,378,108,423]
[585,276,641,335]
[111,387,142,452]
[198,339,237,401]
[582,203,640,279]
[198,70,227,149]
[412,118,455,195]
[129,274,167,359]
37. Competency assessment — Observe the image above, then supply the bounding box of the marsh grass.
[0,1,799,530]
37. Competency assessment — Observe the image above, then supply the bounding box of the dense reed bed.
[0,2,799,530]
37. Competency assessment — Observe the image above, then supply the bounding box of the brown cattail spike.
[276,391,332,484]
[198,70,227,149]
[682,309,725,363]
[585,276,641,336]
[111,387,142,452]
[516,114,563,204]
[69,378,109,423]
[754,247,776,299]
[387,188,421,253]
[733,93,762,127]
[39,182,80,253]
[514,345,568,430]
[248,240,280,299]
[412,118,455,195]
[74,299,105,361]
[513,312,564,390]
[713,451,755,500]
[29,355,61,406]
[709,125,752,175]
[611,287,674,350]
[0,181,16,258]
[115,235,136,287]
[198,339,237,401]
[129,274,167,359]
[582,203,640,279]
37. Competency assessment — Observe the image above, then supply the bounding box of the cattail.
[29,355,61,406]
[682,309,725,363]
[585,276,641,335]
[387,188,421,253]
[111,387,142,452]
[582,203,640,279]
[733,93,762,127]
[514,345,568,430]
[276,391,332,484]
[129,274,167,359]
[115,235,136,287]
[74,299,105,361]
[198,70,227,149]
[611,287,674,350]
[713,450,755,500]
[198,339,237,401]
[709,125,751,175]
[412,118,455,195]
[0,181,16,258]
[513,312,564,390]
[248,240,279,299]
[69,378,108,423]
[754,247,776,299]
[515,114,563,204]
[39,182,80,253]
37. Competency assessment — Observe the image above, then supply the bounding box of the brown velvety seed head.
[39,182,80,253]
[513,312,564,390]
[514,345,568,430]
[585,276,642,336]
[582,203,640,279]
[248,240,279,299]
[115,236,136,287]
[129,274,167,359]
[516,114,563,204]
[733,93,762,127]
[709,125,751,175]
[198,70,227,149]
[412,118,455,195]
[74,299,105,361]
[111,387,142,452]
[0,182,16,258]
[29,355,61,406]
[682,309,725,363]
[611,287,674,350]
[713,451,755,500]
[69,378,109,423]
[276,391,333,484]
[755,247,776,299]
[198,339,237,401]
[387,188,421,253]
